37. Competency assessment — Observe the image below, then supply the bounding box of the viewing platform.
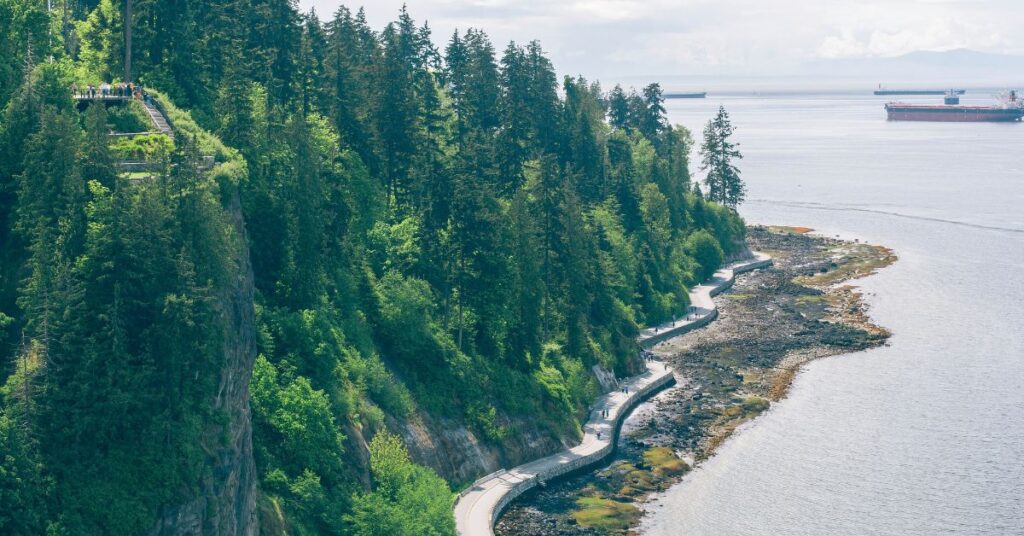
[74,92,174,137]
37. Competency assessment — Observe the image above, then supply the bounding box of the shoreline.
[454,254,774,536]
[495,226,897,534]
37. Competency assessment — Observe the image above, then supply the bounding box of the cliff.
[142,97,260,536]
[145,187,259,536]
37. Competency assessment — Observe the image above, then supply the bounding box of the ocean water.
[640,91,1024,535]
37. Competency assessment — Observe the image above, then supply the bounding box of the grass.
[768,225,814,235]
[720,395,770,418]
[794,244,898,288]
[642,447,689,477]
[794,294,825,305]
[571,495,641,531]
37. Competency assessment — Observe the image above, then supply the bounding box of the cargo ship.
[664,92,707,99]
[874,86,965,96]
[885,91,1023,122]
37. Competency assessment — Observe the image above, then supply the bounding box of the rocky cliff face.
[145,188,259,536]
[397,364,627,486]
[398,412,569,486]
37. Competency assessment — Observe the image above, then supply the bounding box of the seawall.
[453,253,773,536]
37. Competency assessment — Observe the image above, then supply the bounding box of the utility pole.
[124,0,132,82]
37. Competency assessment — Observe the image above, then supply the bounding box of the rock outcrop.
[144,188,259,536]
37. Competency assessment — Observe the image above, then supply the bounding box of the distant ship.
[874,86,966,96]
[885,91,1023,122]
[664,92,707,99]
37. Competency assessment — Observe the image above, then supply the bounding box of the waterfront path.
[453,252,773,536]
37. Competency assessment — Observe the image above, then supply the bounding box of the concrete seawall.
[638,253,772,347]
[453,253,773,536]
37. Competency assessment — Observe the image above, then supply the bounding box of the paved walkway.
[453,252,773,536]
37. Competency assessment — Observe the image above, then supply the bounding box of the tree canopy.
[0,3,747,535]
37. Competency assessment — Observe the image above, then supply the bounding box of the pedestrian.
[70,82,77,97]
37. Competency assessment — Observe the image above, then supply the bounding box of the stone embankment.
[453,253,772,536]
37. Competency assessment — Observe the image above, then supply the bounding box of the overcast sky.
[298,0,1024,84]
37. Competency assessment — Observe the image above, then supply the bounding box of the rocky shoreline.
[494,226,897,535]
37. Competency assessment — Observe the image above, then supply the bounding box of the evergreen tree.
[700,106,745,208]
[607,84,630,130]
[637,83,667,142]
[497,41,531,193]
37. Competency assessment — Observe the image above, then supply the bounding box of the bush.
[685,229,725,282]
[105,100,151,133]
[347,432,455,536]
[109,133,174,161]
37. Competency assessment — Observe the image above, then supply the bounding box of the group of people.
[639,347,668,370]
[72,81,141,99]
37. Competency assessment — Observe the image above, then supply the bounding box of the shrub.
[347,432,455,536]
[685,229,725,281]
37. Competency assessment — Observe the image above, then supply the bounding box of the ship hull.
[875,89,965,96]
[885,105,1023,122]
[665,92,707,99]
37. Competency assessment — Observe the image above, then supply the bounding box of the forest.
[0,1,746,534]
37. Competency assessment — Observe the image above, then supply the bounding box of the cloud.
[299,0,1024,79]
[817,16,1011,59]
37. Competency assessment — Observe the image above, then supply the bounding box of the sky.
[297,0,1024,85]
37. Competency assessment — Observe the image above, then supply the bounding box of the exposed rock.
[144,187,259,536]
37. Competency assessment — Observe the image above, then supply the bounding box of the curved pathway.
[453,252,773,536]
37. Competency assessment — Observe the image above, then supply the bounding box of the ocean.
[639,90,1024,535]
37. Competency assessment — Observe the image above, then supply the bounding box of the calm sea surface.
[640,91,1024,535]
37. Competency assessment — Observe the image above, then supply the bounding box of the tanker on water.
[885,91,1023,122]
[874,88,965,96]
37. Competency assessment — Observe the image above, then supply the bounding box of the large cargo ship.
[874,87,965,96]
[664,92,707,99]
[885,91,1023,122]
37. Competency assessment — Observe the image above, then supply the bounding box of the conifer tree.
[700,106,745,208]
[637,83,667,142]
[607,84,630,130]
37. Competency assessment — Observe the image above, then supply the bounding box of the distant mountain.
[803,49,1024,87]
